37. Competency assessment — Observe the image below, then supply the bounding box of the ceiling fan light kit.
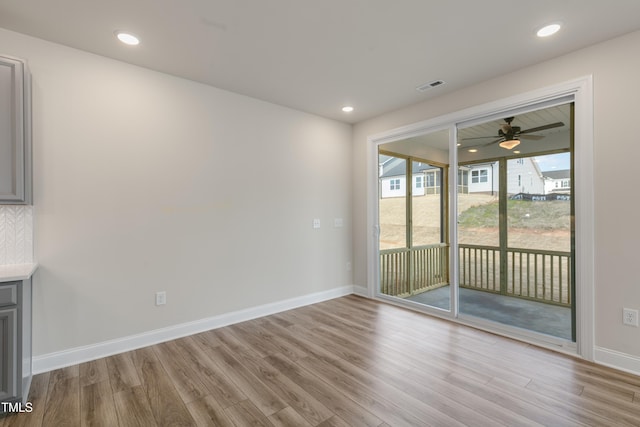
[499,139,521,150]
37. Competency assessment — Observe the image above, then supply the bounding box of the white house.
[543,169,571,194]
[506,157,546,195]
[379,155,442,198]
[382,157,544,198]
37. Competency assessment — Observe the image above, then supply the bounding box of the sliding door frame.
[366,76,594,360]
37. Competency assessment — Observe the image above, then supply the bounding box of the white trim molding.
[595,347,640,377]
[33,285,355,374]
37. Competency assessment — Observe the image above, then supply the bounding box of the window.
[458,169,469,193]
[459,170,468,185]
[415,176,423,188]
[390,179,401,190]
[426,171,438,187]
[562,180,570,188]
[471,169,488,183]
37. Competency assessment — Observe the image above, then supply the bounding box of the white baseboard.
[33,285,355,374]
[594,346,640,377]
[37,288,639,380]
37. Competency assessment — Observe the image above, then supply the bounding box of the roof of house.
[543,169,571,179]
[379,157,438,179]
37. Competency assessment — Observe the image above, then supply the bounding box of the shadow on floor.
[405,286,572,340]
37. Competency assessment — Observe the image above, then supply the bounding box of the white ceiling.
[2,0,640,123]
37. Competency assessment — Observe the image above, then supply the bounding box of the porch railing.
[380,243,449,297]
[459,244,500,293]
[380,244,572,307]
[459,244,571,307]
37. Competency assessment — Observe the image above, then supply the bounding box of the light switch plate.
[156,291,166,306]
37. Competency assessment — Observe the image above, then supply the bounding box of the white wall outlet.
[312,218,321,229]
[156,291,167,306]
[334,218,344,228]
[622,308,639,327]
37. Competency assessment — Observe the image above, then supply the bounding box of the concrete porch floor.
[406,285,573,340]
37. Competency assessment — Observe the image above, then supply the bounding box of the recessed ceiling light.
[115,31,140,46]
[468,149,478,153]
[536,23,561,38]
[342,106,354,113]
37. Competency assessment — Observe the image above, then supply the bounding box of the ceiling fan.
[463,116,564,150]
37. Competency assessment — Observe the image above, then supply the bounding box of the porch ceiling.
[382,104,571,162]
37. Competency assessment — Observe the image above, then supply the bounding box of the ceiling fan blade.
[519,134,544,140]
[461,121,564,146]
[519,122,564,134]
[461,135,500,140]
[482,138,503,147]
[459,138,500,149]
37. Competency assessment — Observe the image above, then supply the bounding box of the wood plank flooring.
[2,295,640,426]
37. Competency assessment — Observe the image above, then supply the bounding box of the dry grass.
[379,193,570,252]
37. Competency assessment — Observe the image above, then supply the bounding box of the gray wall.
[0,28,353,358]
[353,30,640,361]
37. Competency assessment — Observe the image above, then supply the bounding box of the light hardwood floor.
[2,295,640,426]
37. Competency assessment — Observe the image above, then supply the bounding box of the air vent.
[416,80,445,92]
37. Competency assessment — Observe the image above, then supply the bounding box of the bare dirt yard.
[379,193,570,252]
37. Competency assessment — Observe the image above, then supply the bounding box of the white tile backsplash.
[0,205,34,265]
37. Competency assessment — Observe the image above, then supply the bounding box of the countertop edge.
[0,263,39,282]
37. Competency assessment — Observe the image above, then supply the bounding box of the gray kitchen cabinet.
[0,306,17,401]
[0,279,32,410]
[0,55,32,204]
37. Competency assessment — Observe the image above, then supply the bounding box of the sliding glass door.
[375,102,575,342]
[456,103,574,340]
